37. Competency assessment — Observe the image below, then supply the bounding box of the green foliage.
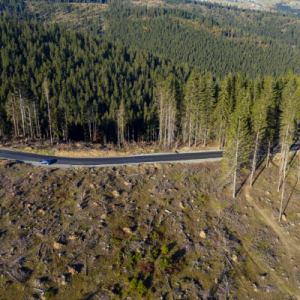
[158,256,173,269]
[222,96,251,197]
[129,275,139,289]
[160,245,169,254]
[0,15,189,141]
[134,252,142,260]
[149,249,159,262]
[137,280,147,295]
[150,232,159,239]
[112,237,122,245]
[44,289,55,299]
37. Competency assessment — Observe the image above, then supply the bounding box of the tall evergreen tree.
[222,93,251,198]
[249,76,275,187]
[278,77,300,221]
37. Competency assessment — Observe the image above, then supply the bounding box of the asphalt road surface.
[0,149,224,166]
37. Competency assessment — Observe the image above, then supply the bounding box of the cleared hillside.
[0,155,300,299]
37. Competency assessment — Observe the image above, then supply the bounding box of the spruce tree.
[249,76,275,187]
[278,77,300,221]
[214,75,233,149]
[222,92,251,198]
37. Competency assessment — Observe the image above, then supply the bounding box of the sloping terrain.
[0,157,299,299]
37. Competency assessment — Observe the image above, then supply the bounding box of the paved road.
[0,149,224,166]
[1,143,299,167]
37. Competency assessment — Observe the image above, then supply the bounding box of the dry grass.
[0,155,299,298]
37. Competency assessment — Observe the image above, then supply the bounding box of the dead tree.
[43,78,53,145]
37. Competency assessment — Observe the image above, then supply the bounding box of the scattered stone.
[54,275,67,285]
[67,266,78,275]
[123,227,135,235]
[199,231,206,239]
[38,209,46,215]
[68,235,76,241]
[54,242,64,249]
[112,190,120,197]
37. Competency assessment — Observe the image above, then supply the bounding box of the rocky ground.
[0,155,299,299]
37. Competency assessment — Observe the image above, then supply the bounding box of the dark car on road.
[39,159,55,165]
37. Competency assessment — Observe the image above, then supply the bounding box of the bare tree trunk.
[194,123,197,147]
[28,106,34,139]
[33,102,39,138]
[188,116,192,148]
[18,84,26,137]
[158,88,164,144]
[65,107,68,141]
[132,128,134,143]
[44,79,53,145]
[279,148,288,221]
[164,107,167,147]
[11,94,17,136]
[88,109,92,141]
[204,128,209,147]
[233,135,240,198]
[278,125,289,191]
[298,152,300,182]
[266,140,271,168]
[168,104,172,147]
[218,122,223,149]
[117,121,120,148]
[250,132,260,187]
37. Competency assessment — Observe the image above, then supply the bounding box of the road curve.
[0,149,224,166]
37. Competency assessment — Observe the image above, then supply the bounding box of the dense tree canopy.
[0,16,190,141]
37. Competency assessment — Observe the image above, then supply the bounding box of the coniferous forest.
[0,1,300,160]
